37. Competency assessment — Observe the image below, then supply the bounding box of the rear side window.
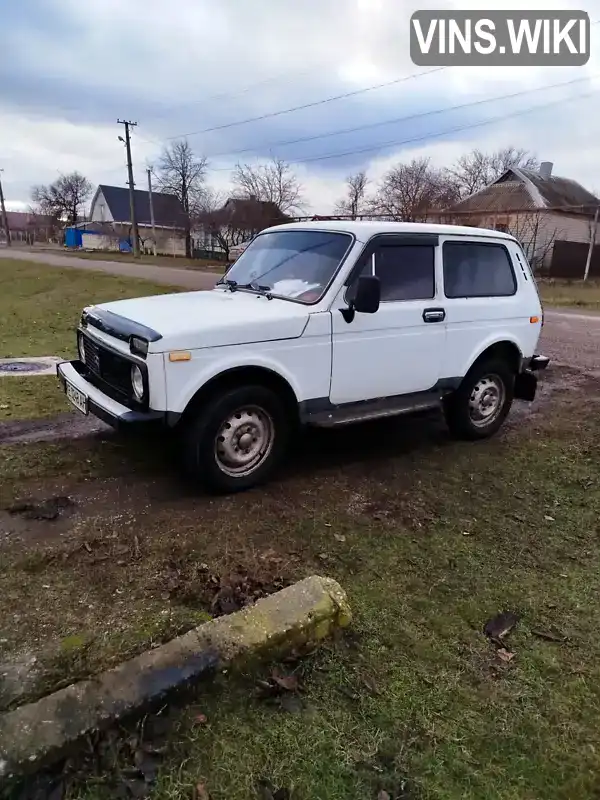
[443,242,517,298]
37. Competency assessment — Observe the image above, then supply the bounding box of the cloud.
[1,0,599,212]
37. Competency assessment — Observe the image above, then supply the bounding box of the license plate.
[65,380,88,414]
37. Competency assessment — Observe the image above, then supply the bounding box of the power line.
[144,63,331,123]
[282,86,600,167]
[204,73,597,160]
[164,66,448,140]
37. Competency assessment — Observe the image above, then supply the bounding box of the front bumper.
[57,360,164,431]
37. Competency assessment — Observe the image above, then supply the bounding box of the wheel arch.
[176,365,300,429]
[466,338,523,376]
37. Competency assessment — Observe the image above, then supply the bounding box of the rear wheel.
[444,359,514,440]
[181,385,290,493]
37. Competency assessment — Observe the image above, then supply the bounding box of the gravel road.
[541,310,600,373]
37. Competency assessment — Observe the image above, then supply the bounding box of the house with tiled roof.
[434,162,600,271]
[88,185,187,254]
[195,196,290,260]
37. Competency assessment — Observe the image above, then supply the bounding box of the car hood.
[94,288,312,351]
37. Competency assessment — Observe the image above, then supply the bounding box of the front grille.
[81,333,133,402]
[82,336,101,374]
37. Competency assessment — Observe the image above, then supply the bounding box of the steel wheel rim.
[468,374,505,428]
[214,405,275,477]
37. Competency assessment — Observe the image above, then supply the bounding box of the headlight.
[131,365,145,401]
[78,334,86,363]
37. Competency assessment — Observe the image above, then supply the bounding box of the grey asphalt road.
[541,310,600,373]
[4,248,222,290]
[4,248,598,372]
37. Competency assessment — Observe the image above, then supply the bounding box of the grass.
[1,371,600,799]
[54,248,227,272]
[538,278,600,310]
[0,257,181,420]
[2,256,600,797]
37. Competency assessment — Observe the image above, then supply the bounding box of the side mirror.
[354,275,380,313]
[341,275,380,322]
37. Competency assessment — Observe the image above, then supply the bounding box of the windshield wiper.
[216,278,238,292]
[236,282,273,299]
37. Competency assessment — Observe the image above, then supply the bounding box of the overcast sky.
[1,0,599,213]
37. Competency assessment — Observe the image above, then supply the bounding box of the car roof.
[261,220,516,243]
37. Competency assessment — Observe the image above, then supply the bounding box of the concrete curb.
[0,575,351,779]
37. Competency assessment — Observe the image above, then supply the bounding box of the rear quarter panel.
[441,237,543,379]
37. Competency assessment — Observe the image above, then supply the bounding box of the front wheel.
[443,359,514,440]
[181,385,290,494]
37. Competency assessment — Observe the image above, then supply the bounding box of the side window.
[443,242,517,298]
[350,244,436,302]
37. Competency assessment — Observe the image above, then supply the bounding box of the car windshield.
[222,230,353,303]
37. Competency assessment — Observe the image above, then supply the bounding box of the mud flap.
[514,370,538,402]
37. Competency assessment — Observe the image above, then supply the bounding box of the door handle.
[423,308,445,323]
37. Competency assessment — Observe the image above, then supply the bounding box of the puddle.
[0,412,109,445]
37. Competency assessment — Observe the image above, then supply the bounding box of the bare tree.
[31,172,93,227]
[507,211,562,274]
[334,171,370,218]
[371,157,460,221]
[446,146,539,199]
[156,139,208,258]
[199,189,287,261]
[232,156,304,215]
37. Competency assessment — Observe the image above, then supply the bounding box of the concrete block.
[0,575,350,779]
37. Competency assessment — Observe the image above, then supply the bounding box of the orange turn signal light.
[530,316,540,324]
[169,351,192,362]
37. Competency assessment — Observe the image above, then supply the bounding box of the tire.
[181,385,290,494]
[443,358,514,441]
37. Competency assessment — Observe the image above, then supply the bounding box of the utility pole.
[0,170,11,247]
[584,204,599,282]
[147,167,157,257]
[117,119,140,257]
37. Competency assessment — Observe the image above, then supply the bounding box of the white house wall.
[89,189,114,223]
[467,211,598,267]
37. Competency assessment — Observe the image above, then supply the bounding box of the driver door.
[329,235,446,405]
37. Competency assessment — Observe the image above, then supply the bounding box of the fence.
[549,240,600,280]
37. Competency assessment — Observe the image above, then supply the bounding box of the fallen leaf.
[483,611,519,641]
[318,552,329,561]
[334,533,346,543]
[361,675,380,696]
[271,670,299,692]
[195,782,210,800]
[544,515,555,522]
[496,648,516,663]
[83,541,92,553]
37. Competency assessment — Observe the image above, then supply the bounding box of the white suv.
[57,221,549,493]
